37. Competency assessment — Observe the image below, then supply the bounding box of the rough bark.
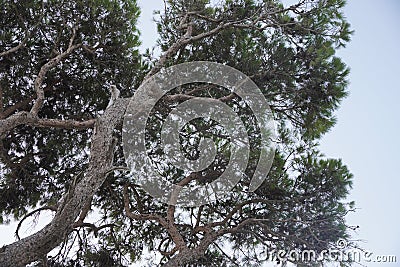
[0,98,129,267]
[163,232,219,267]
[0,1,350,265]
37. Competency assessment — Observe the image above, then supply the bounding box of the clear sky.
[0,1,398,266]
[318,0,400,264]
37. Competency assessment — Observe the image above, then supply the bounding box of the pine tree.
[0,0,355,266]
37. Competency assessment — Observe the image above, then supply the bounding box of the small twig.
[123,185,188,251]
[15,206,57,240]
[72,222,116,237]
[213,242,239,266]
[195,205,204,229]
[158,238,178,257]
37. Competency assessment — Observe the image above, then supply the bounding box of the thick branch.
[144,17,248,80]
[31,27,80,116]
[164,231,219,267]
[0,97,129,267]
[123,185,188,251]
[15,206,57,241]
[32,118,96,129]
[0,31,29,58]
[123,184,166,223]
[166,172,202,224]
[0,84,3,114]
[0,81,59,120]
[0,111,96,138]
[74,196,93,225]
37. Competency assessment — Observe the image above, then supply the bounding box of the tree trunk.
[0,98,129,267]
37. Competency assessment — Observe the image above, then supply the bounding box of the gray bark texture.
[0,98,129,267]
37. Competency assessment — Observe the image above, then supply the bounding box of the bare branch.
[163,231,219,267]
[158,238,178,257]
[0,98,129,266]
[0,112,31,138]
[15,206,57,241]
[0,98,34,120]
[31,27,81,116]
[0,30,29,58]
[0,81,59,120]
[166,173,200,223]
[0,111,95,138]
[144,20,233,80]
[123,184,188,251]
[72,221,116,237]
[123,184,164,222]
[74,196,93,225]
[0,84,3,114]
[32,118,96,129]
[195,206,204,229]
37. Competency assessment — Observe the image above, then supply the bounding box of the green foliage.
[0,0,355,266]
[0,0,143,220]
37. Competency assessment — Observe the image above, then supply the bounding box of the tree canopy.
[0,0,356,266]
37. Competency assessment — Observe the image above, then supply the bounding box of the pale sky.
[319,0,400,265]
